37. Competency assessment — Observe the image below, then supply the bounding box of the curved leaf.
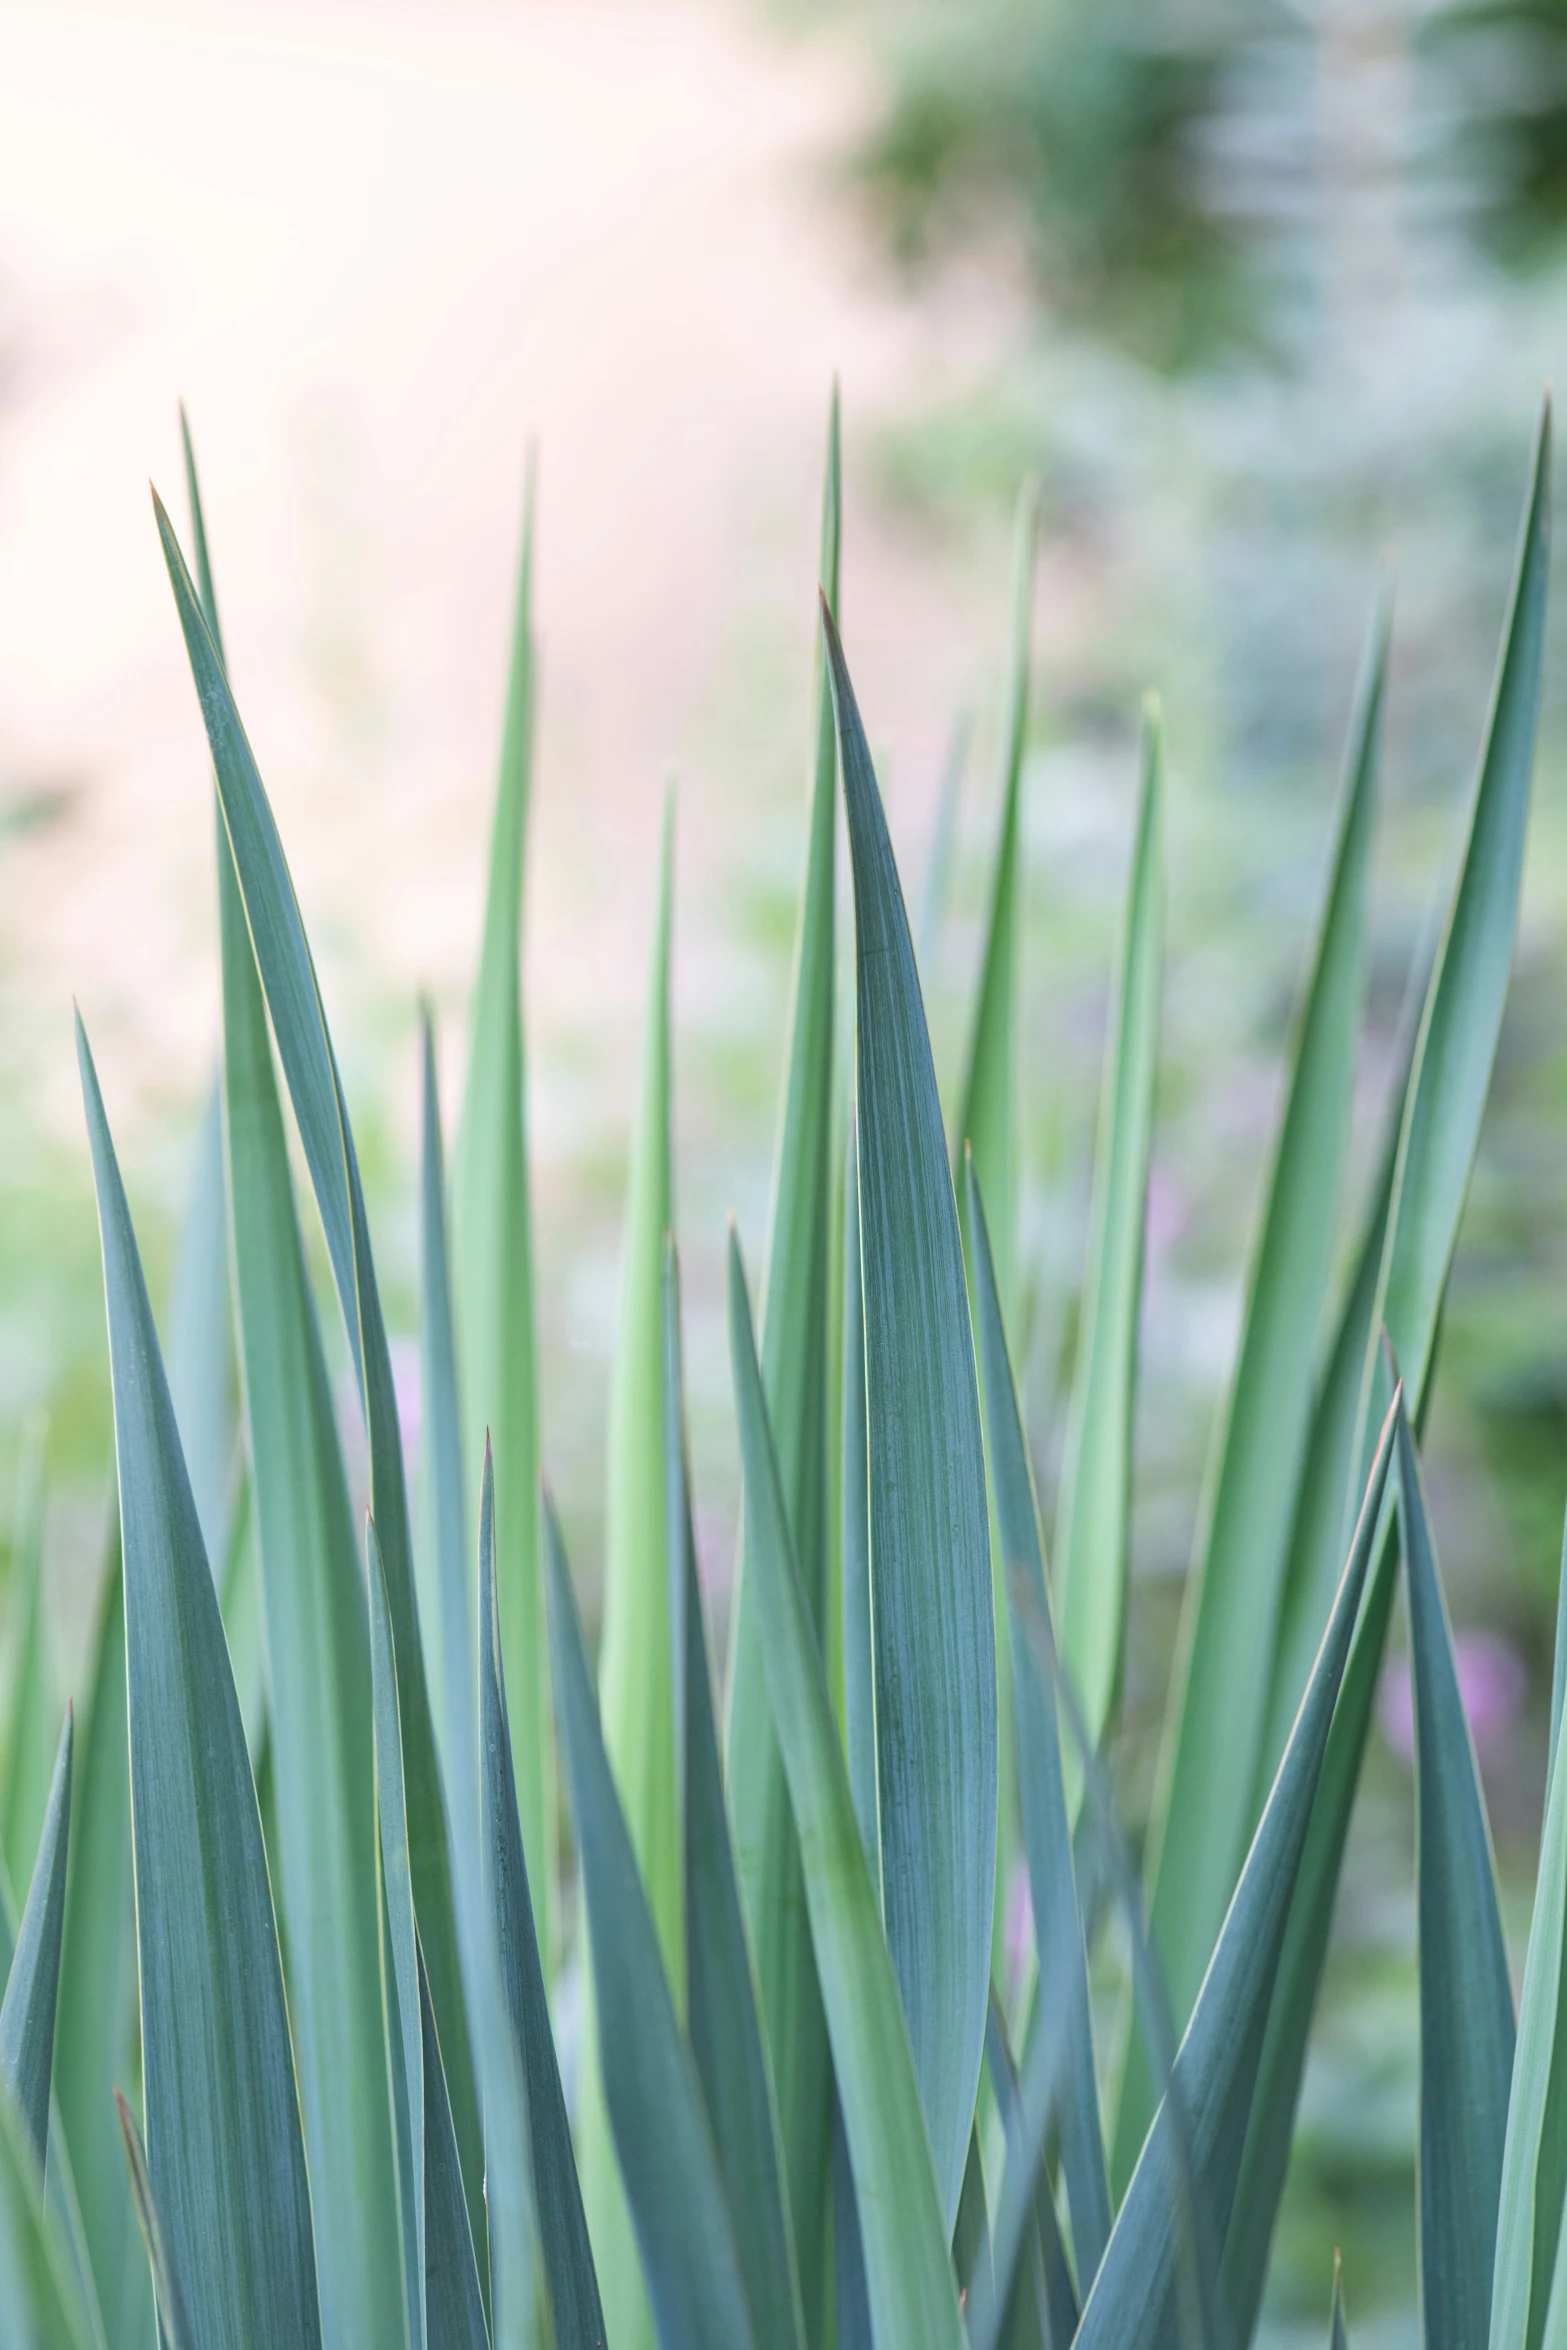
[1055,709,1162,1774]
[0,1709,71,2163]
[824,599,996,2228]
[728,1230,965,2350]
[726,390,839,2331]
[1129,608,1384,2174]
[78,1014,321,2350]
[545,1492,758,2350]
[1399,1394,1514,2350]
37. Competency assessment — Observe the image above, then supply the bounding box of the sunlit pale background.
[9,0,1567,2331]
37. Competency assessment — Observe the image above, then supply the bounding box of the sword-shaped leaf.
[1128,605,1384,2178]
[667,1242,804,2350]
[839,1117,876,1878]
[1054,708,1162,1774]
[155,486,484,2261]
[419,1946,489,2350]
[190,416,406,2350]
[479,1437,600,2347]
[0,1710,71,2163]
[824,599,996,2229]
[0,2077,95,2350]
[1077,1395,1398,2350]
[965,1155,1108,2278]
[453,460,550,1967]
[368,1515,427,2350]
[421,1013,479,1876]
[728,1230,965,2350]
[77,1015,321,2350]
[162,1078,230,1571]
[726,391,839,2331]
[545,1492,759,2350]
[1399,1392,1514,2350]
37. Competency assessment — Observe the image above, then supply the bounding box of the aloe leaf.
[421,1011,479,1874]
[666,1242,805,2350]
[0,2079,95,2350]
[1077,1395,1399,2350]
[115,2093,194,2350]
[1491,1514,1567,2350]
[1054,708,1162,1775]
[55,1537,141,2339]
[0,1709,71,2163]
[824,599,996,2230]
[368,1515,427,2350]
[477,1442,591,2348]
[1367,401,1551,1474]
[727,1230,966,2350]
[163,1078,230,1570]
[155,484,483,2255]
[220,778,404,2345]
[452,459,549,1969]
[1398,1392,1514,2349]
[726,389,839,2330]
[418,1945,490,2350]
[544,1492,760,2350]
[1128,605,1385,2173]
[839,1117,876,1876]
[965,1155,1109,2276]
[3,1414,58,1896]
[77,1014,322,2350]
[580,787,677,2349]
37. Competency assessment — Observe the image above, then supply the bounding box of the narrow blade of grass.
[966,1156,1109,2280]
[1398,1392,1514,2350]
[0,1710,71,2163]
[545,1493,760,2350]
[78,1015,321,2350]
[155,484,484,2261]
[728,1229,966,2350]
[115,2093,194,2350]
[824,599,996,2230]
[667,1242,805,2350]
[1054,708,1162,1779]
[1129,606,1385,2176]
[726,389,840,2331]
[452,461,549,1967]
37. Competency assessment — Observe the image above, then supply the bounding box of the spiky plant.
[0,384,1561,2350]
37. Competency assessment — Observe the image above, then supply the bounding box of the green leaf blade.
[0,1710,72,2166]
[824,601,997,2230]
[728,1231,965,2350]
[78,1016,322,2350]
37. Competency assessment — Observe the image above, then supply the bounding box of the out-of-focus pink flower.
[1378,1629,1526,1764]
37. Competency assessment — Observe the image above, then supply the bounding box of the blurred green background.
[7,0,1567,2336]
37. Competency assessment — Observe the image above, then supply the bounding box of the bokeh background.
[6,0,1567,2333]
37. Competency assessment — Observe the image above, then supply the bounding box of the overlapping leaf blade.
[77,1015,321,2350]
[728,1231,965,2350]
[824,600,996,2229]
[1399,1394,1514,2350]
[116,2093,194,2350]
[418,1948,490,2350]
[195,421,404,2350]
[966,1156,1108,2278]
[667,1244,804,2350]
[1055,709,1162,1777]
[162,1078,230,1571]
[545,1491,760,2350]
[1077,1397,1398,2350]
[0,1710,71,2163]
[155,486,484,2259]
[726,391,839,2330]
[479,1438,597,2348]
[421,1015,479,1875]
[3,1415,58,1896]
[839,1118,876,1877]
[1129,608,1384,2174]
[453,460,550,1965]
[0,2078,96,2350]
